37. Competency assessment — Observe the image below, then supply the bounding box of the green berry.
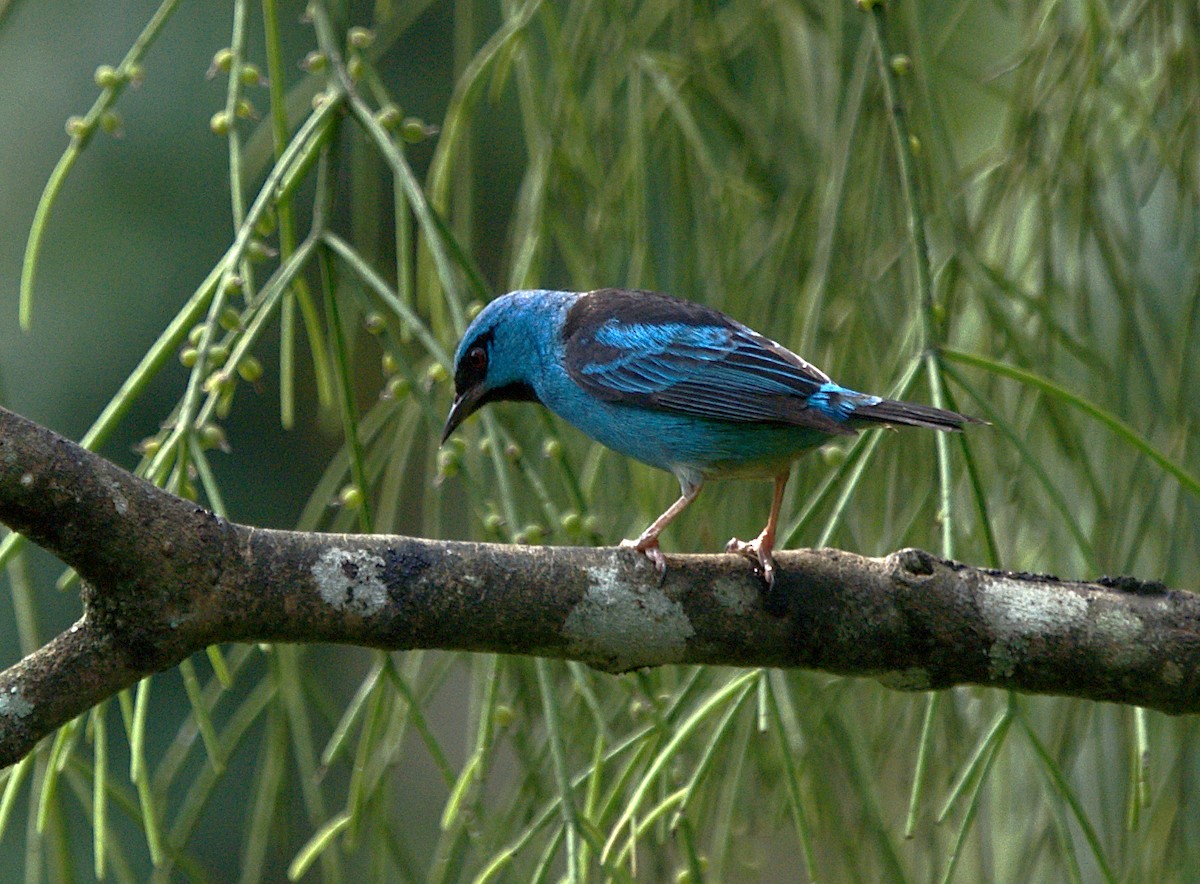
[385,376,409,400]
[240,63,265,86]
[348,27,375,49]
[99,110,123,135]
[94,65,121,88]
[203,370,232,394]
[211,48,234,75]
[821,445,846,467]
[246,240,276,262]
[199,423,229,451]
[215,384,235,418]
[376,105,401,130]
[65,116,92,139]
[237,356,264,383]
[400,117,437,143]
[437,448,460,478]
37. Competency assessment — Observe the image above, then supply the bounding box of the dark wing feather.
[561,289,853,434]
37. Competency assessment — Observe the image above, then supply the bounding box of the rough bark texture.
[0,404,1196,768]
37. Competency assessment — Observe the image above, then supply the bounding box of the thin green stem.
[321,245,375,532]
[944,348,1200,499]
[535,660,585,882]
[19,0,185,328]
[867,4,959,555]
[261,0,333,420]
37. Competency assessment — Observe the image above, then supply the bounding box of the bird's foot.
[620,536,667,580]
[725,533,777,588]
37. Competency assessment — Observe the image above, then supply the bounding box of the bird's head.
[442,291,562,443]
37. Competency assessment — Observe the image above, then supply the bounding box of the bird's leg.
[620,481,703,578]
[726,472,789,587]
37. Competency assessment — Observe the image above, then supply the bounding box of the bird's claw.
[725,535,777,588]
[621,537,667,581]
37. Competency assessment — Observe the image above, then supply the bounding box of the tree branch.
[0,404,1196,768]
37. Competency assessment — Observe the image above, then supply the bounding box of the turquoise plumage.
[443,288,979,586]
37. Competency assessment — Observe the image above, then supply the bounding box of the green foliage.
[3,0,1200,880]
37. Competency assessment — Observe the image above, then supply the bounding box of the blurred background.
[0,0,1198,880]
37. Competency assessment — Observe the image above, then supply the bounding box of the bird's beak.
[441,386,483,444]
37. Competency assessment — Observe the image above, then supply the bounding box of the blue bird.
[442,288,980,586]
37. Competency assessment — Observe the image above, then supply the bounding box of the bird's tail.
[852,397,982,432]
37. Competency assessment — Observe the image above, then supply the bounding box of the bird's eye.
[466,345,488,374]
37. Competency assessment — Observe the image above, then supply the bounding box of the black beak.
[441,386,484,444]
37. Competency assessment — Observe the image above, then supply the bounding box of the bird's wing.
[561,289,855,434]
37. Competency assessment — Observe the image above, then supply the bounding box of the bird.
[442,288,980,587]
